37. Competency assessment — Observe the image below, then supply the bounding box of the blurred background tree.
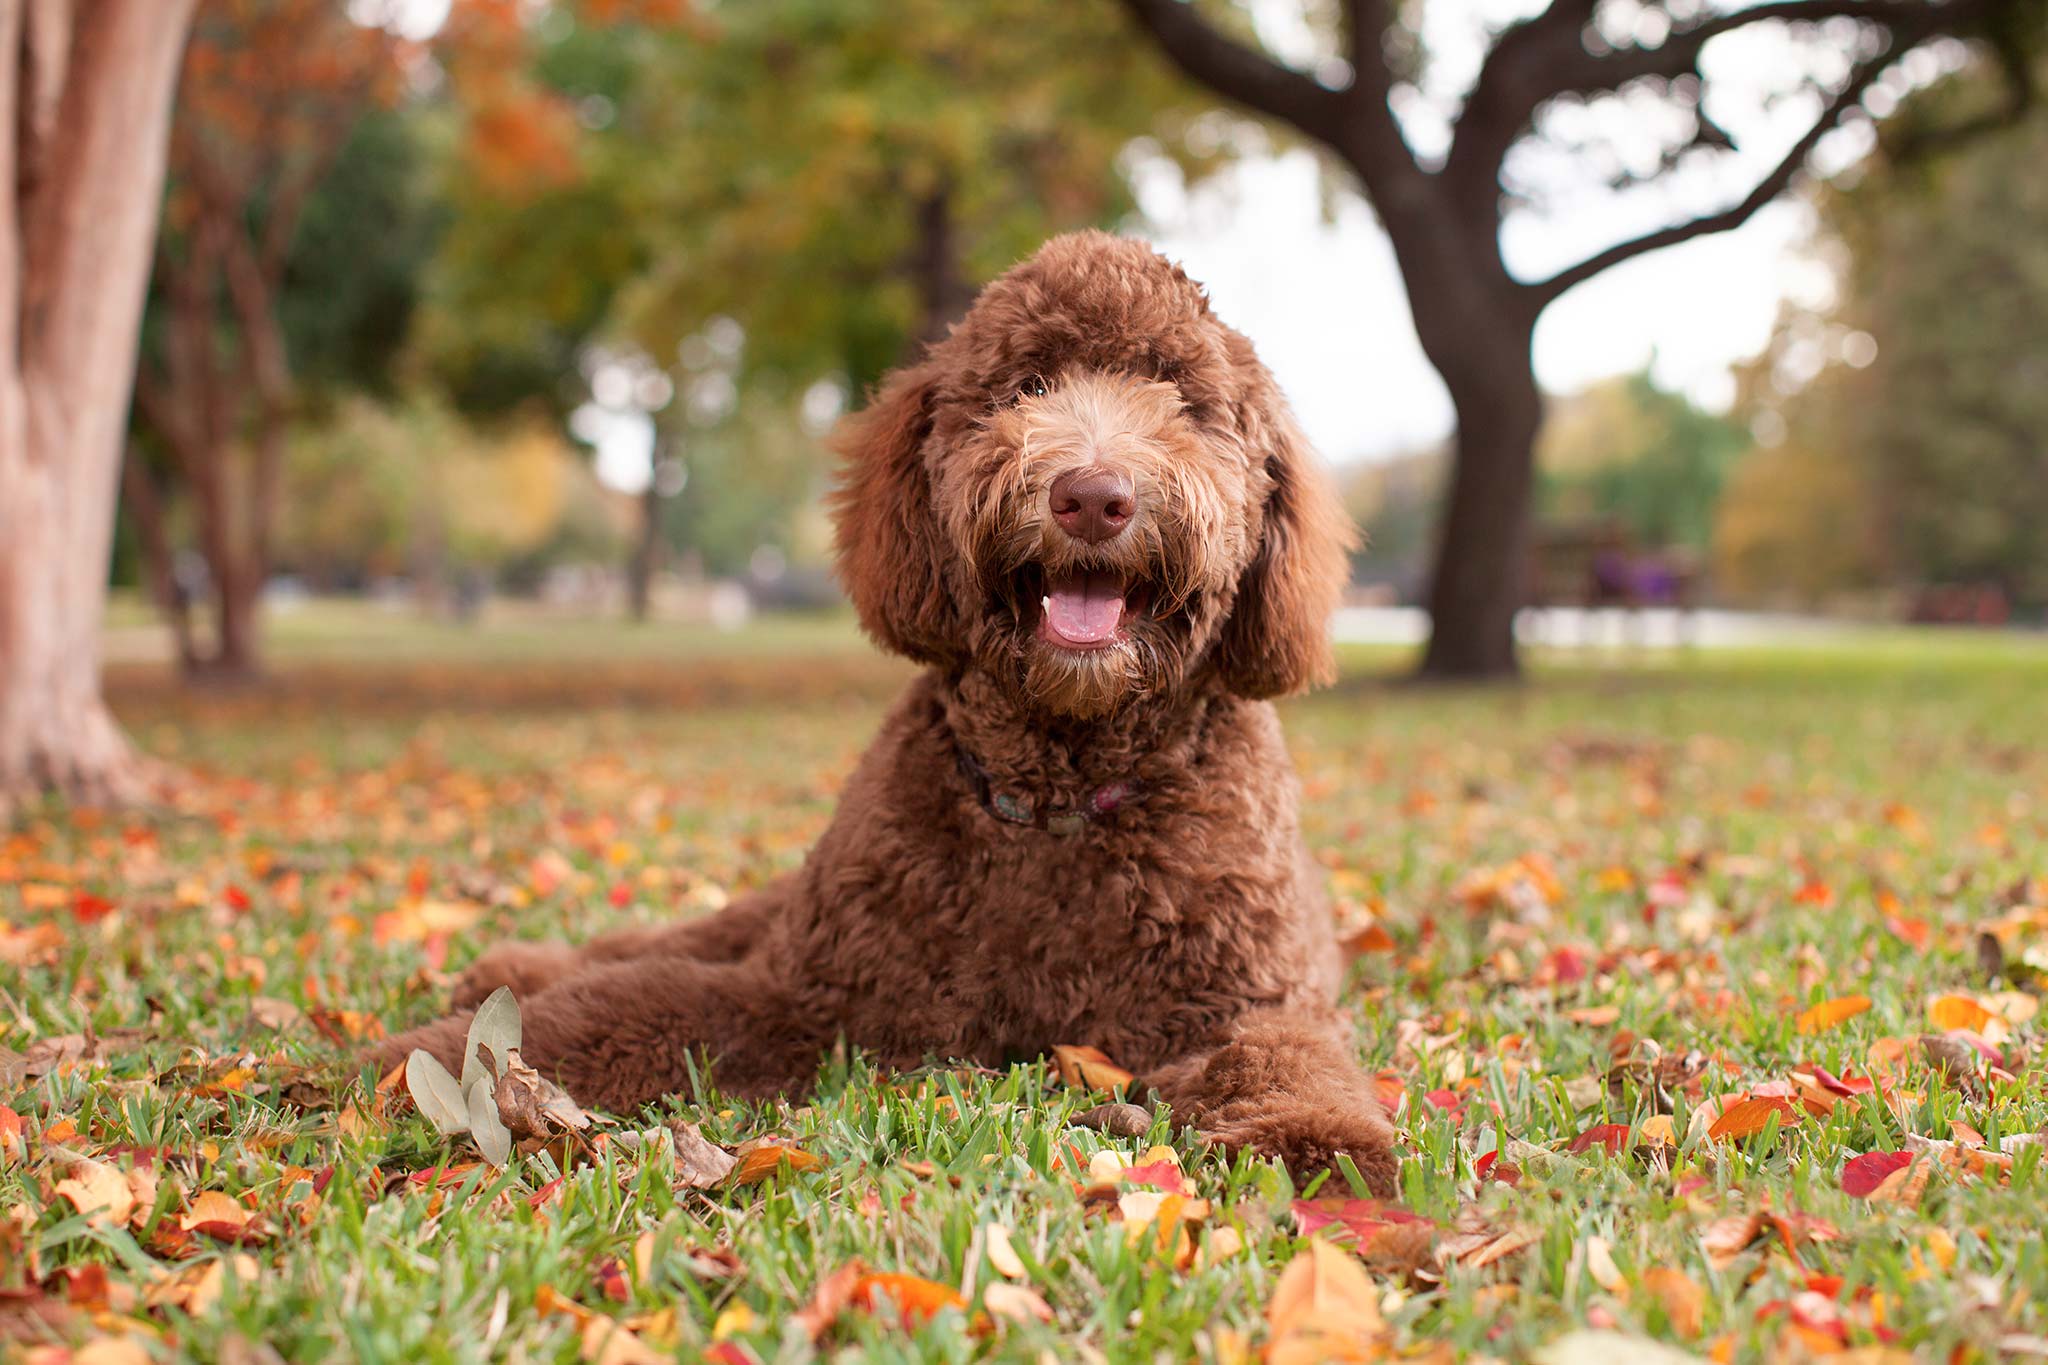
[1539,370,1744,553]
[421,0,1229,618]
[1,0,196,810]
[127,0,410,679]
[1719,61,2048,615]
[1119,0,2042,678]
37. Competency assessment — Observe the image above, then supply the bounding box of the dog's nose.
[1049,467,1135,545]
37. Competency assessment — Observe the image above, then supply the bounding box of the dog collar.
[954,748,1141,834]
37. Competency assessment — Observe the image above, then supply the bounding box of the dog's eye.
[1017,377,1048,401]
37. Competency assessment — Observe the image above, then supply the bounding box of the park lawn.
[4,615,2048,1363]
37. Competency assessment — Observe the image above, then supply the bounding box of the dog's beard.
[1007,608,1187,719]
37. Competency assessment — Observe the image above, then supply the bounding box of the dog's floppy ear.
[829,362,958,665]
[1213,377,1357,699]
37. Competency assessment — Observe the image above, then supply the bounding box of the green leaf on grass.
[407,1050,470,1135]
[462,987,521,1094]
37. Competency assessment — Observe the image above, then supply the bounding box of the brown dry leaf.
[1266,1237,1389,1364]
[53,1159,136,1228]
[668,1122,737,1189]
[982,1280,1054,1328]
[985,1223,1027,1280]
[1051,1044,1135,1093]
[1641,1267,1705,1338]
[1794,994,1871,1035]
[494,1050,590,1142]
[1071,1102,1151,1137]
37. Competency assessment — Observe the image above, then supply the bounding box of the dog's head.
[832,231,1355,719]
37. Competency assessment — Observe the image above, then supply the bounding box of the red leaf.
[1290,1198,1432,1245]
[1121,1160,1186,1195]
[1567,1123,1631,1156]
[1841,1151,1912,1197]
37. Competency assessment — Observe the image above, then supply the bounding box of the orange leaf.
[1708,1095,1798,1142]
[731,1143,822,1184]
[852,1272,967,1329]
[1051,1044,1135,1093]
[1927,995,1993,1033]
[1794,994,1870,1035]
[1266,1237,1388,1363]
[1643,1267,1705,1338]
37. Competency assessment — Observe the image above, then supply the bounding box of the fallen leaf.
[794,1261,865,1341]
[1642,1267,1704,1338]
[405,1050,469,1135]
[1266,1237,1388,1364]
[1707,1095,1798,1141]
[463,986,521,1093]
[852,1271,967,1329]
[1794,994,1871,1035]
[1927,995,1994,1034]
[669,1122,737,1189]
[1071,1102,1151,1137]
[1841,1151,1912,1197]
[493,1050,589,1142]
[54,1159,136,1228]
[1051,1044,1135,1093]
[982,1280,1053,1327]
[985,1224,1027,1280]
[730,1142,822,1184]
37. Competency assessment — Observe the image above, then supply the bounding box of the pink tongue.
[1044,571,1125,644]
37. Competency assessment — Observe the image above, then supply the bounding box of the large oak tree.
[0,0,197,815]
[1120,0,2039,678]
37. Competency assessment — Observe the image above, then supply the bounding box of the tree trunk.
[1416,339,1544,681]
[0,0,198,815]
[628,476,662,623]
[120,449,197,670]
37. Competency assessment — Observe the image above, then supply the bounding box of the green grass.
[6,609,2047,1361]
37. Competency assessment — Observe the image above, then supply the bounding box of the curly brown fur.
[379,232,1394,1194]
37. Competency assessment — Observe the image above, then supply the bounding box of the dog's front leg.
[380,953,829,1113]
[450,892,781,1009]
[1148,1010,1400,1198]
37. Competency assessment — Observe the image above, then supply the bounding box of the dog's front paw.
[451,940,580,1010]
[1213,1103,1401,1198]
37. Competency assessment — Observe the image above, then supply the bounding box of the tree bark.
[1418,348,1543,680]
[0,0,198,815]
[628,476,663,623]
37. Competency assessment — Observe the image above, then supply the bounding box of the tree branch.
[1117,0,1348,144]
[1531,48,1899,303]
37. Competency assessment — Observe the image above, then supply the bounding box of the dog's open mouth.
[1021,566,1155,651]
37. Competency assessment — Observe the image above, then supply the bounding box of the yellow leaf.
[710,1304,756,1340]
[1794,994,1871,1035]
[1637,1115,1677,1148]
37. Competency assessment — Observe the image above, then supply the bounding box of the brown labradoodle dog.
[380,231,1399,1195]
